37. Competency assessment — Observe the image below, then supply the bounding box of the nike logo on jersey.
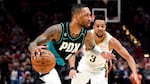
[59,42,81,53]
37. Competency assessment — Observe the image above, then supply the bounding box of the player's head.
[71,4,91,28]
[93,15,106,37]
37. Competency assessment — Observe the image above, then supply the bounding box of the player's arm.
[109,37,137,74]
[84,30,115,60]
[68,48,83,79]
[84,30,95,50]
[28,24,62,56]
[68,54,76,78]
[109,37,139,82]
[68,48,82,68]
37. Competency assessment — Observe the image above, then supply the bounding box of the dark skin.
[28,6,115,79]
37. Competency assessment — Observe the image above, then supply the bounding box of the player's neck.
[70,22,82,31]
[69,22,82,38]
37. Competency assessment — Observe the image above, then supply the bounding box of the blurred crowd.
[0,0,150,84]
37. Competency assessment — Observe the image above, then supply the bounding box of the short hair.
[71,4,88,16]
[93,15,105,22]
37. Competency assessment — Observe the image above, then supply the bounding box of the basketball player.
[28,4,115,84]
[71,15,140,84]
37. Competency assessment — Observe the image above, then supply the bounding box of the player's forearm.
[84,30,95,50]
[127,56,137,74]
[117,48,137,74]
[121,55,137,74]
[28,42,38,53]
[28,35,48,53]
[68,55,76,68]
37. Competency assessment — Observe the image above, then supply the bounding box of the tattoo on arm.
[32,24,62,46]
[84,30,95,50]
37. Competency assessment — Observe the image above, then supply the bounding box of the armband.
[69,67,79,73]
[91,45,102,55]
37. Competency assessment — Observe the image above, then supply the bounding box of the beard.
[95,31,104,38]
[80,20,91,29]
[81,24,91,30]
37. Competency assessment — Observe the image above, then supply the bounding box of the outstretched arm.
[28,24,62,56]
[109,37,139,83]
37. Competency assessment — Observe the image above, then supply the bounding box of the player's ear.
[72,14,78,21]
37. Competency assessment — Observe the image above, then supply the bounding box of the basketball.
[130,73,142,84]
[31,49,56,74]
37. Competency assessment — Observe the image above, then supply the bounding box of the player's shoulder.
[47,23,64,32]
[50,23,62,29]
[105,31,113,38]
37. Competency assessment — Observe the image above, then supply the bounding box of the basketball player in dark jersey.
[28,4,115,84]
[46,22,87,84]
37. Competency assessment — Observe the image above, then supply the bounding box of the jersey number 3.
[89,55,96,62]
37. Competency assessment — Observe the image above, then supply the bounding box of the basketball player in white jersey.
[71,15,140,84]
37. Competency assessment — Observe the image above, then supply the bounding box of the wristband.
[69,67,76,71]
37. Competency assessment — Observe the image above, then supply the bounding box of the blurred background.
[0,0,149,84]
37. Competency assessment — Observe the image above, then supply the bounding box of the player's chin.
[85,23,91,28]
[96,32,103,37]
[82,23,91,29]
[84,26,91,29]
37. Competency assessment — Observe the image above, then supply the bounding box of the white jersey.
[78,31,112,73]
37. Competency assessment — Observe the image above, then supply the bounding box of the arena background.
[0,0,150,84]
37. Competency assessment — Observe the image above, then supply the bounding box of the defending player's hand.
[101,52,116,60]
[130,73,142,84]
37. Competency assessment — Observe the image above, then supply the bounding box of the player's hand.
[130,73,142,84]
[101,52,116,60]
[31,46,47,57]
[69,69,77,79]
